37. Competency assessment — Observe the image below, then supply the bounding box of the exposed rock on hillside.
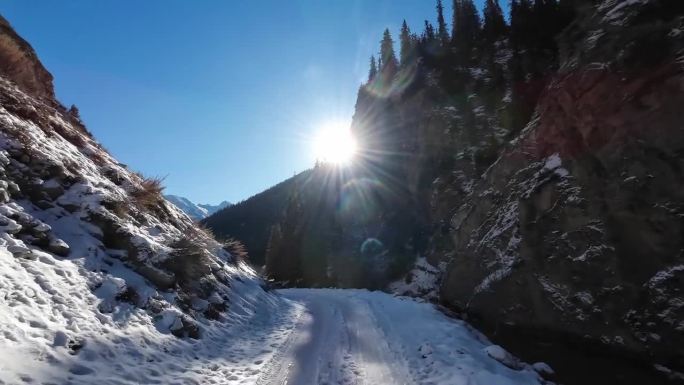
[0,15,54,101]
[424,0,684,381]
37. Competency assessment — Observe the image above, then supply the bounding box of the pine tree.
[436,0,450,46]
[265,190,305,284]
[380,28,398,77]
[264,224,283,279]
[68,104,80,119]
[451,0,481,62]
[451,0,461,41]
[463,0,481,42]
[399,20,413,66]
[482,0,507,43]
[368,55,378,82]
[423,20,436,42]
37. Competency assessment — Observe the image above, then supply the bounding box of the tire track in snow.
[341,296,414,385]
[254,302,305,385]
[267,290,413,385]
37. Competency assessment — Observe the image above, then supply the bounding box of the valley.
[0,0,683,384]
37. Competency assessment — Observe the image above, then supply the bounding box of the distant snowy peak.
[165,195,208,220]
[199,200,231,216]
[165,195,231,220]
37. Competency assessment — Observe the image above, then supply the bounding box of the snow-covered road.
[0,267,547,385]
[258,289,544,385]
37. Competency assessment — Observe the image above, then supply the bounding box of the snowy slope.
[0,18,281,383]
[0,244,297,384]
[165,195,231,220]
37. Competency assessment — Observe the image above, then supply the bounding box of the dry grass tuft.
[131,175,165,210]
[165,231,212,285]
[223,237,249,263]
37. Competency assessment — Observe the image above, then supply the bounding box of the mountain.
[215,0,684,383]
[165,194,231,220]
[198,200,231,216]
[203,170,312,266]
[0,15,288,384]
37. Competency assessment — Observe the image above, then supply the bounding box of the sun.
[312,122,357,164]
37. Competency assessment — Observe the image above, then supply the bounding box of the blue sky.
[1,1,487,204]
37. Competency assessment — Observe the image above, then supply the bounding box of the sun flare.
[312,122,357,164]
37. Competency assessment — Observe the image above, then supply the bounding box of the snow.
[0,286,546,384]
[0,241,297,385]
[270,289,545,385]
[532,362,554,375]
[484,345,521,369]
[599,0,651,25]
[389,257,441,300]
[647,264,684,289]
[165,194,231,220]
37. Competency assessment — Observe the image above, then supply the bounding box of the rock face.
[0,15,54,102]
[428,0,684,381]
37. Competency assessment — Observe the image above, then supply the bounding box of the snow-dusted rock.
[532,362,554,375]
[484,345,521,369]
[47,236,69,256]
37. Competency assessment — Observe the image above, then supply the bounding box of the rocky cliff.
[408,0,684,382]
[0,15,54,101]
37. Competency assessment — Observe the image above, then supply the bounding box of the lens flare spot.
[312,122,357,164]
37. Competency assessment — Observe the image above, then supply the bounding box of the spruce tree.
[451,0,461,42]
[462,0,481,44]
[423,20,436,42]
[399,20,413,66]
[380,28,398,77]
[451,0,481,62]
[436,0,450,46]
[482,0,507,43]
[368,55,378,82]
[510,0,534,52]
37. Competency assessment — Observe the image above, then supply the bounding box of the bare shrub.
[68,104,80,120]
[223,237,249,263]
[131,175,165,210]
[164,232,212,286]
